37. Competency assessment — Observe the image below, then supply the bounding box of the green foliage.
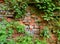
[16,36,48,44]
[40,26,50,38]
[6,39,16,44]
[16,36,33,44]
[0,0,60,43]
[4,0,60,20]
[0,4,8,10]
[0,21,14,44]
[16,25,25,33]
[42,13,54,21]
[0,19,48,44]
[57,29,60,40]
[35,38,47,44]
[0,19,25,44]
[4,0,28,18]
[13,21,25,33]
[34,0,60,21]
[56,20,60,27]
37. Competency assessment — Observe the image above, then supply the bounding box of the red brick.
[6,18,12,22]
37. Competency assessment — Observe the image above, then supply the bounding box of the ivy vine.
[4,0,60,20]
[4,0,28,18]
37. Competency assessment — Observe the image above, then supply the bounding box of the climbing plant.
[40,26,50,38]
[15,36,48,44]
[4,0,28,18]
[0,20,13,44]
[4,0,60,20]
[0,19,25,44]
[33,0,60,21]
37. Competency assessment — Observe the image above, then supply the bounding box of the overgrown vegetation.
[4,0,28,18]
[0,19,25,44]
[40,26,50,38]
[4,0,60,21]
[0,19,48,44]
[33,0,60,21]
[0,0,60,44]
